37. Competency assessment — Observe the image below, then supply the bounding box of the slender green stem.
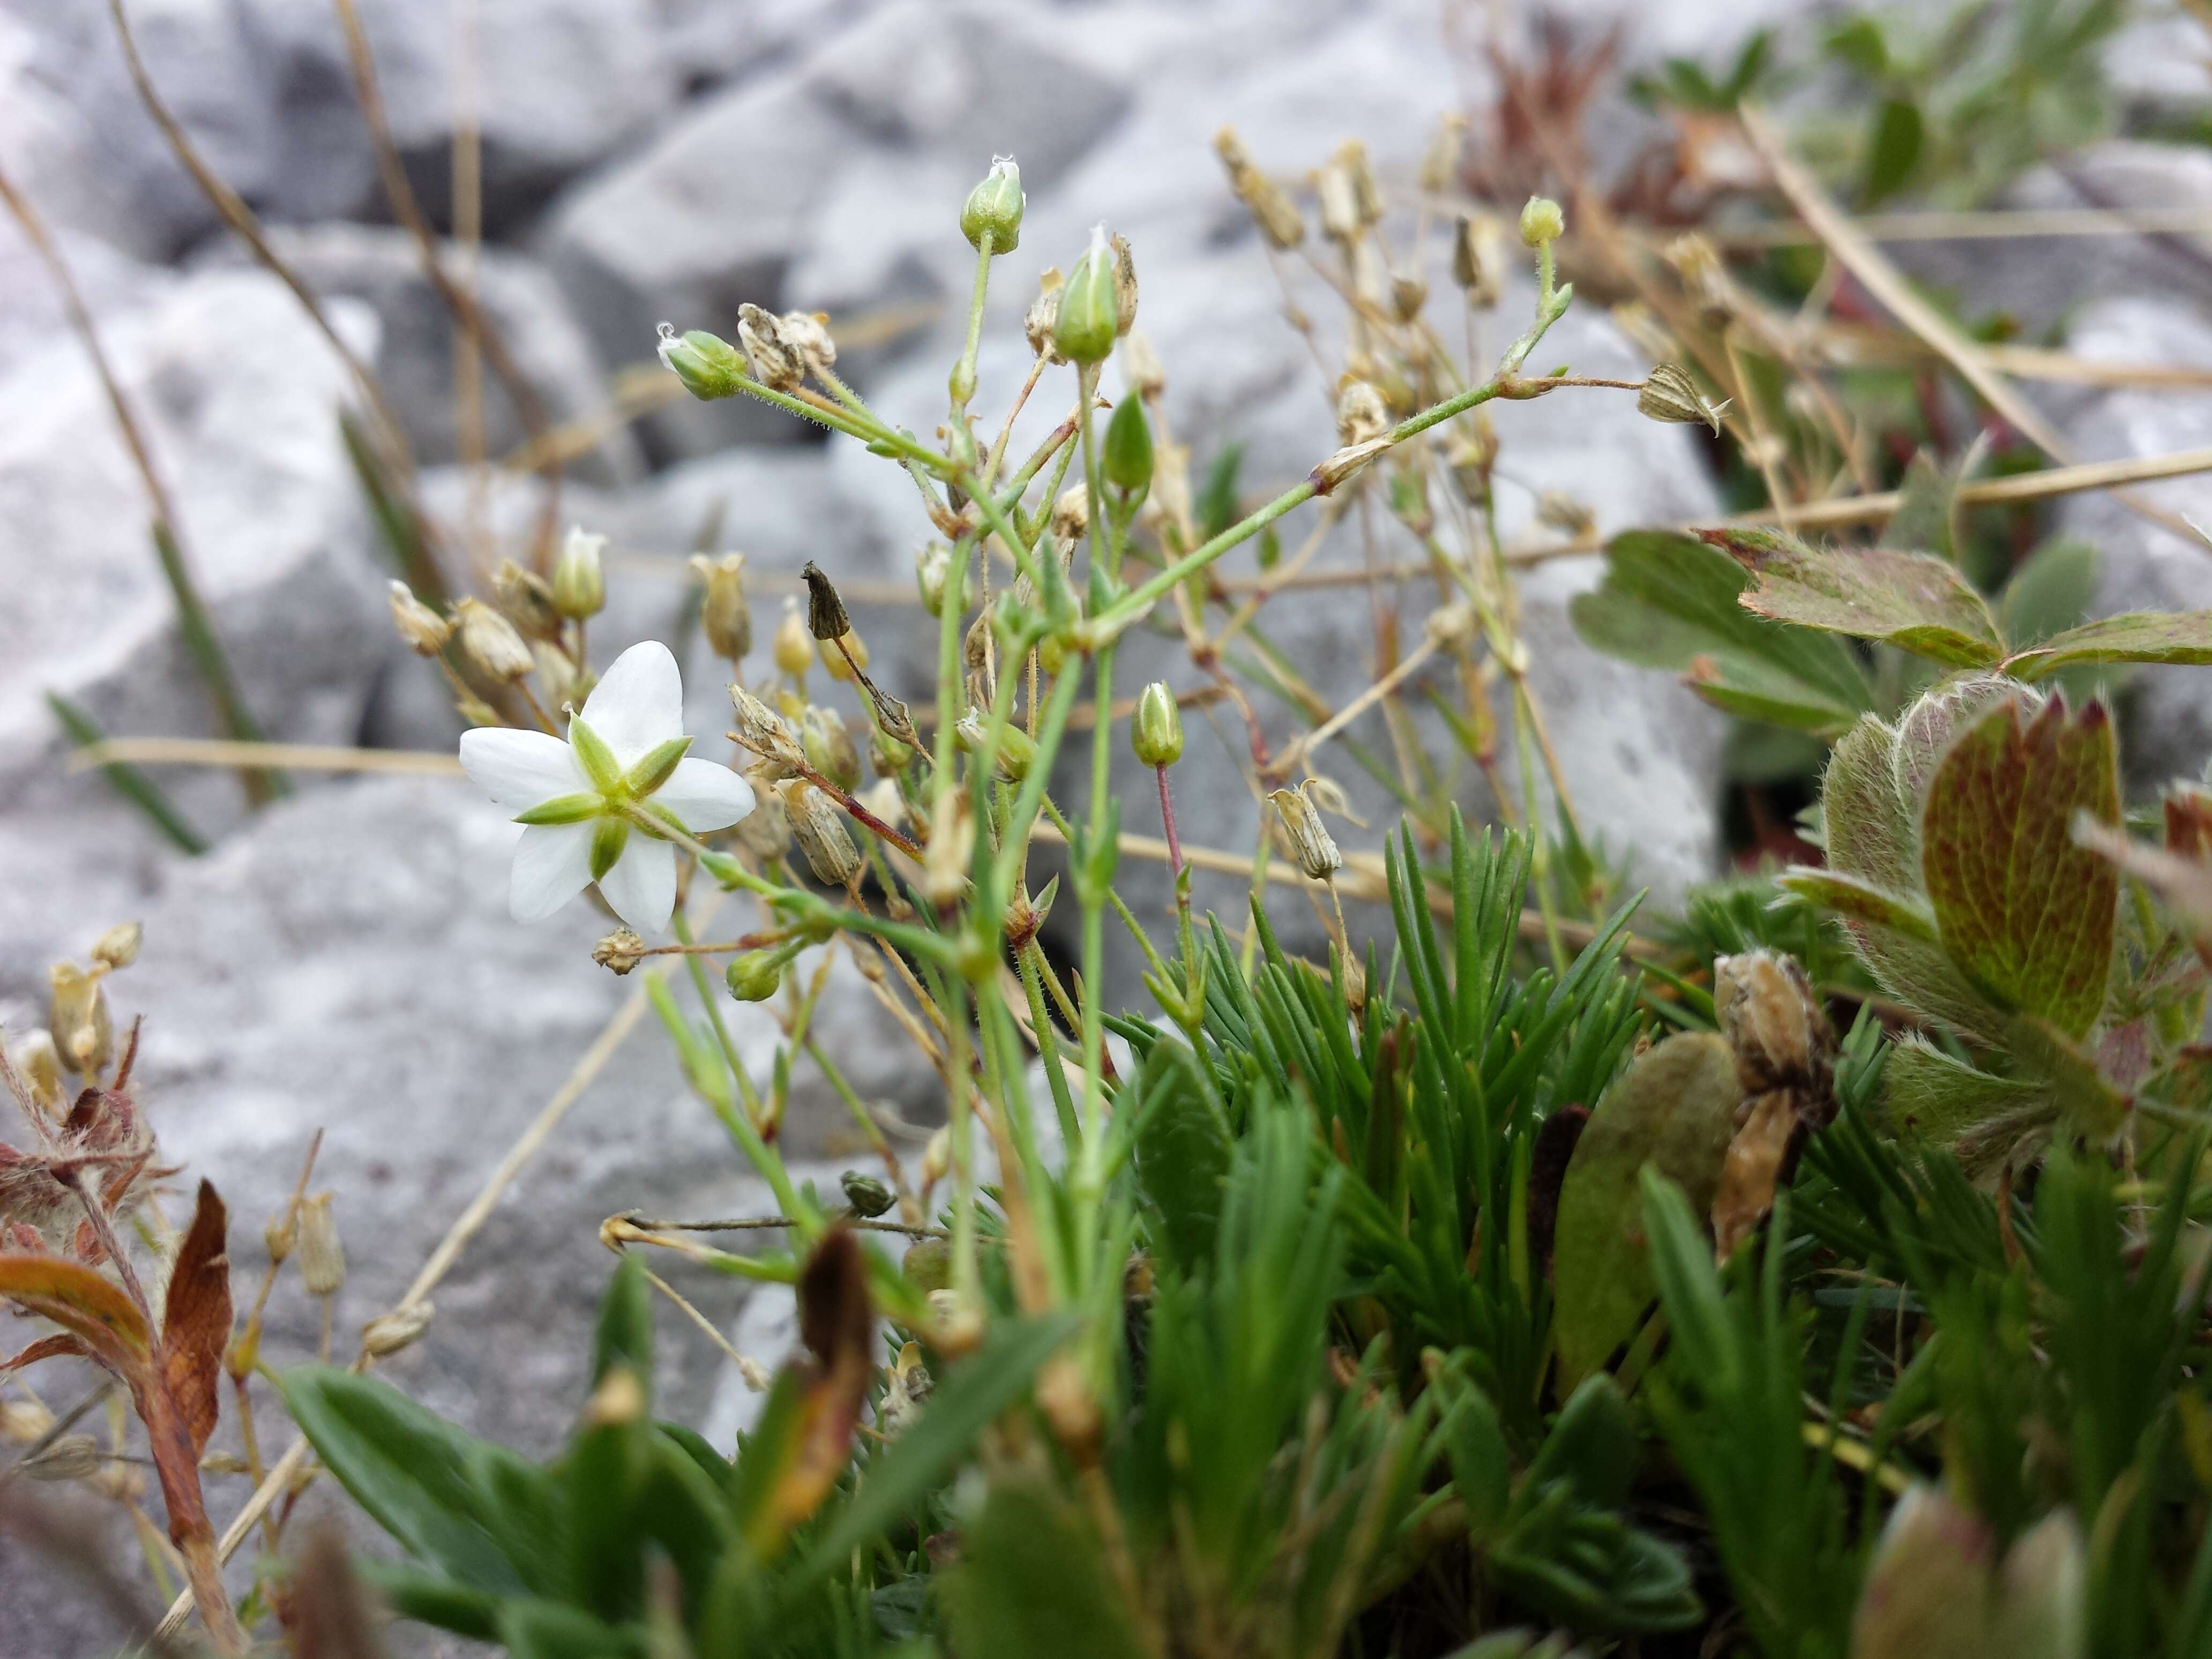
[1019,941,1083,1155]
[670,916,805,1224]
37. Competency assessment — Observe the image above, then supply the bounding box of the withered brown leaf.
[160,1180,232,1458]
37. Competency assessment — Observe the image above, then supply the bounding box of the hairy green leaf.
[1571,530,1874,734]
[1132,1042,1234,1276]
[1883,1035,2044,1145]
[2006,609,2212,680]
[1706,527,2004,667]
[1919,696,2119,1036]
[1775,869,1941,943]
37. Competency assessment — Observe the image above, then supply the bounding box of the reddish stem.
[1155,765,1183,878]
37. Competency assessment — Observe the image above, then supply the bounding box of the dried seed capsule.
[550,526,606,621]
[1051,485,1089,543]
[47,961,111,1076]
[1638,362,1723,434]
[1270,784,1342,880]
[737,303,805,391]
[453,597,535,683]
[841,1170,894,1217]
[361,1302,434,1358]
[656,324,745,400]
[778,310,837,373]
[1535,491,1596,538]
[492,558,562,640]
[1024,270,1066,362]
[89,923,140,973]
[736,779,793,857]
[1336,379,1389,447]
[23,1434,102,1482]
[1519,195,1565,248]
[923,793,975,906]
[593,929,647,976]
[1110,233,1138,337]
[387,581,453,656]
[1054,225,1119,365]
[1451,214,1505,308]
[692,552,752,661]
[800,706,861,791]
[773,603,816,678]
[783,780,862,886]
[297,1192,346,1298]
[725,951,784,1003]
[264,1206,297,1265]
[1419,113,1467,193]
[730,685,806,773]
[960,154,1024,253]
[1213,128,1305,251]
[801,562,850,641]
[1132,682,1184,767]
[1391,274,1428,322]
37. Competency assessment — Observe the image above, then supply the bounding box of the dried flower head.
[1270,783,1342,880]
[783,780,862,887]
[1024,269,1066,362]
[1336,379,1390,447]
[735,773,793,857]
[8,1030,65,1118]
[779,310,838,373]
[387,581,453,656]
[1638,363,1725,434]
[593,929,648,975]
[297,1191,346,1298]
[1535,491,1597,538]
[923,793,975,907]
[48,961,112,1076]
[89,922,141,972]
[730,685,806,774]
[1419,113,1467,193]
[1051,484,1090,543]
[737,303,806,391]
[1124,330,1166,399]
[453,597,535,683]
[1110,233,1139,337]
[492,559,562,640]
[23,1434,103,1483]
[1214,127,1306,250]
[1714,950,1835,1098]
[361,1302,434,1358]
[801,706,862,791]
[1451,214,1505,308]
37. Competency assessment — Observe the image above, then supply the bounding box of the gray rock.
[193,222,643,484]
[2054,295,2212,790]
[0,265,390,845]
[541,0,1130,462]
[0,220,175,382]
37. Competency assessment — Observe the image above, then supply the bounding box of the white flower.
[458,641,754,932]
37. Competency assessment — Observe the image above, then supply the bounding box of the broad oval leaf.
[1705,528,2004,667]
[2006,609,2212,681]
[1551,1034,1741,1388]
[1571,530,1875,735]
[1919,696,2120,1037]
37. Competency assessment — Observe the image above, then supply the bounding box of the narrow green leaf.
[1571,530,1875,734]
[1707,527,2004,667]
[1919,696,2119,1036]
[1132,1043,1234,1276]
[1863,96,1925,205]
[151,519,288,801]
[46,692,207,855]
[592,1253,655,1400]
[1775,869,1942,944]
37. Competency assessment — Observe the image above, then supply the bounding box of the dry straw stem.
[152,910,714,1640]
[1704,203,2212,249]
[1737,102,2204,549]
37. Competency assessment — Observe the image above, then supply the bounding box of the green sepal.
[513,793,604,827]
[625,736,692,798]
[590,817,631,882]
[569,716,624,794]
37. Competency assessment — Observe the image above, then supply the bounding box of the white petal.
[580,640,684,765]
[652,757,756,833]
[596,836,677,933]
[460,727,583,812]
[509,822,595,922]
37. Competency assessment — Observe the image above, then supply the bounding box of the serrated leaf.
[1571,530,1874,734]
[1919,696,2119,1037]
[1551,1034,1742,1388]
[1706,528,2004,667]
[160,1179,231,1458]
[2006,610,2212,680]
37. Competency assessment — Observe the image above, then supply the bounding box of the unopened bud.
[9,1030,65,1118]
[773,604,816,678]
[492,559,561,640]
[1132,682,1183,767]
[800,707,861,791]
[551,527,607,621]
[1638,362,1724,435]
[960,154,1024,253]
[954,716,1035,782]
[1271,784,1342,880]
[1336,380,1389,447]
[23,1434,102,1482]
[725,951,784,1003]
[90,922,142,970]
[594,929,647,975]
[656,324,745,400]
[841,1170,895,1217]
[386,581,453,655]
[361,1302,434,1358]
[297,1192,346,1298]
[47,962,111,1076]
[1054,225,1119,365]
[737,303,805,391]
[689,552,751,662]
[1452,215,1505,308]
[783,780,863,887]
[454,597,535,683]
[1103,395,1153,493]
[1025,271,1066,363]
[1519,195,1564,248]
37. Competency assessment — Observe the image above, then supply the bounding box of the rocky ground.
[1,0,2208,1649]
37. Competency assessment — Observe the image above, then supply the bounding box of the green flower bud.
[656,324,745,400]
[800,706,861,791]
[550,526,606,621]
[955,716,1036,782]
[1132,681,1183,767]
[725,951,784,1002]
[1103,394,1153,494]
[1519,195,1565,248]
[840,1169,895,1217]
[1053,225,1119,365]
[870,726,914,777]
[959,155,1024,253]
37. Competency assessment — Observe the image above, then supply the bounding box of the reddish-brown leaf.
[2,1333,94,1375]
[1920,696,2120,1038]
[749,1227,875,1556]
[0,1252,151,1379]
[161,1180,233,1457]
